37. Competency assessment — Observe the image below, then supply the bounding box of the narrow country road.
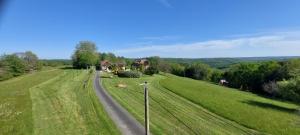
[93,71,145,135]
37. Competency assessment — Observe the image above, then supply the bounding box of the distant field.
[0,69,119,135]
[101,73,260,135]
[161,74,300,135]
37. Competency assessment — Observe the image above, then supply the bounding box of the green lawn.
[30,69,120,135]
[0,69,120,135]
[0,69,63,135]
[160,74,300,135]
[101,73,261,135]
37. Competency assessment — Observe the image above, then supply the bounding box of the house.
[131,59,150,70]
[100,60,126,72]
[116,62,126,71]
[100,60,111,72]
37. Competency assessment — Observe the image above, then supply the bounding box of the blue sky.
[0,0,300,59]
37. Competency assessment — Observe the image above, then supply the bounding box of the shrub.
[278,77,300,103]
[210,70,223,83]
[170,63,185,77]
[144,66,159,75]
[3,54,26,76]
[185,63,212,80]
[0,62,13,81]
[117,71,140,78]
[262,81,279,96]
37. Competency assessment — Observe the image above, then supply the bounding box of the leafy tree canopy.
[72,41,99,68]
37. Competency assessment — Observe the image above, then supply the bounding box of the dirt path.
[93,71,145,135]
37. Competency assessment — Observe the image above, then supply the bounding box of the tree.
[158,60,171,73]
[72,41,99,68]
[210,69,223,83]
[224,63,259,90]
[0,59,13,81]
[278,77,300,103]
[147,56,160,68]
[3,54,26,76]
[185,63,212,80]
[144,66,159,75]
[19,51,40,71]
[285,59,300,78]
[170,63,185,77]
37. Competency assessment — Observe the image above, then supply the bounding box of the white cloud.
[114,31,300,58]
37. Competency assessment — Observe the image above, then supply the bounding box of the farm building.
[100,60,126,72]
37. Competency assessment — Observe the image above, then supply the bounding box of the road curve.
[93,71,145,135]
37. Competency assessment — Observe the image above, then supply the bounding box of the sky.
[0,0,300,59]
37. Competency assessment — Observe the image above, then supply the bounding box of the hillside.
[101,73,261,135]
[163,56,300,69]
[102,73,300,135]
[161,74,300,135]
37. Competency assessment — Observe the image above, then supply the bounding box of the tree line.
[72,41,130,69]
[167,59,300,103]
[0,51,42,81]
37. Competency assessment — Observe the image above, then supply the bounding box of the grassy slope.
[0,69,63,135]
[30,69,120,135]
[160,74,300,135]
[101,73,261,135]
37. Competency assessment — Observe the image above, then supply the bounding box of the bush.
[144,66,159,75]
[185,63,212,80]
[210,70,223,83]
[170,63,185,77]
[278,77,300,103]
[0,61,13,81]
[3,54,26,76]
[262,81,279,96]
[117,71,141,78]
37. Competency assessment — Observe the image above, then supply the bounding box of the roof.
[101,60,111,66]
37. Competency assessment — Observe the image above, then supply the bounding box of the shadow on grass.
[60,66,83,70]
[100,76,113,79]
[242,100,298,113]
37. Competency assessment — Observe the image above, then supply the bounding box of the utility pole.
[144,81,149,135]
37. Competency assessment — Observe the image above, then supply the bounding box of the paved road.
[93,71,145,135]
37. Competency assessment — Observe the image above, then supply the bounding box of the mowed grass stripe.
[101,73,260,135]
[30,70,120,135]
[160,74,300,135]
[0,69,63,135]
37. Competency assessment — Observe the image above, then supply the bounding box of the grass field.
[0,69,120,135]
[160,74,300,135]
[0,69,63,135]
[101,73,261,135]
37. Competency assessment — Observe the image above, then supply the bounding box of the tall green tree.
[72,41,99,68]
